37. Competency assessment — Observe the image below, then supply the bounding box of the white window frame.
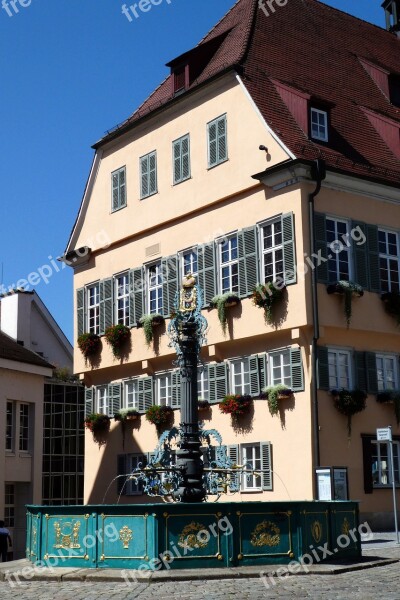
[124,379,139,410]
[172,134,191,185]
[146,262,163,315]
[125,454,146,495]
[19,403,30,453]
[4,483,15,528]
[6,401,14,452]
[328,348,352,390]
[326,217,352,283]
[97,386,109,416]
[378,229,400,293]
[310,107,329,142]
[372,440,400,487]
[155,372,173,407]
[218,234,239,294]
[197,367,209,401]
[114,272,130,326]
[111,166,126,212]
[180,248,198,279]
[241,444,262,492]
[87,283,100,335]
[260,217,284,284]
[268,350,291,388]
[230,358,251,396]
[376,354,399,391]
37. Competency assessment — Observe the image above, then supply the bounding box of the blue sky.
[0,0,386,343]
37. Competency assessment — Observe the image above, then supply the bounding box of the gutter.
[309,159,326,488]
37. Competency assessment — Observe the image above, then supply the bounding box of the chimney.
[382,0,400,34]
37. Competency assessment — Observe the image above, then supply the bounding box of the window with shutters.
[87,284,100,334]
[207,114,227,168]
[310,108,329,142]
[147,263,163,314]
[173,134,190,185]
[198,367,209,401]
[111,166,126,212]
[376,354,398,391]
[181,248,198,279]
[326,218,351,282]
[155,373,173,407]
[372,440,400,487]
[96,386,109,415]
[219,235,239,294]
[328,349,352,389]
[124,379,140,410]
[6,402,14,452]
[378,229,400,293]
[140,151,157,199]
[230,358,251,395]
[241,444,262,491]
[114,272,130,326]
[261,218,284,283]
[125,454,146,495]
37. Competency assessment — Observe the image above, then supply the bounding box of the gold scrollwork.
[178,522,208,549]
[342,517,350,537]
[179,283,198,313]
[311,521,323,544]
[119,525,133,550]
[32,525,37,549]
[54,520,81,549]
[250,521,281,548]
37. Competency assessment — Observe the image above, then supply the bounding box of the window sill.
[172,176,192,186]
[373,484,400,489]
[110,205,127,214]
[140,191,158,201]
[207,158,229,171]
[19,452,32,458]
[241,489,262,493]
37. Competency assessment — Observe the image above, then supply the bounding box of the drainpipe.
[309,159,326,494]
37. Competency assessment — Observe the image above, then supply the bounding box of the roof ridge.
[197,0,244,44]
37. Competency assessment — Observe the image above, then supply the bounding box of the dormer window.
[389,74,400,107]
[172,65,188,96]
[310,107,329,142]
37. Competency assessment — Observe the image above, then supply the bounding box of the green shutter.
[208,121,217,167]
[137,376,154,413]
[352,221,368,289]
[228,444,240,491]
[366,352,378,394]
[249,355,261,396]
[171,371,181,408]
[149,152,157,195]
[112,172,119,211]
[290,347,304,391]
[258,354,267,390]
[314,213,329,284]
[161,255,178,317]
[261,442,273,491]
[238,226,259,298]
[129,267,144,326]
[77,288,85,337]
[140,155,149,198]
[217,116,227,162]
[181,135,190,180]
[108,383,122,416]
[208,363,228,403]
[282,212,297,285]
[354,351,367,392]
[198,243,216,306]
[99,278,113,335]
[119,167,126,208]
[367,225,380,293]
[117,455,127,495]
[84,387,93,417]
[173,139,181,184]
[317,346,330,390]
[361,435,374,494]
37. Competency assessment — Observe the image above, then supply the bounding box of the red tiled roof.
[97,0,400,184]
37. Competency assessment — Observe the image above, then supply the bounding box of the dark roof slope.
[96,0,400,184]
[0,332,53,369]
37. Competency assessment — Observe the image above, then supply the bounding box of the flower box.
[114,409,141,422]
[139,314,165,345]
[264,385,293,416]
[77,333,101,360]
[84,413,111,436]
[209,294,241,332]
[219,394,253,417]
[104,324,130,358]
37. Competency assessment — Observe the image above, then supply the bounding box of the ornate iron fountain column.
[168,274,207,502]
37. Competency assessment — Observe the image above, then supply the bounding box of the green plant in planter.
[377,390,400,425]
[139,314,165,345]
[210,293,240,332]
[381,291,400,325]
[77,333,101,360]
[264,384,293,416]
[198,399,211,410]
[331,388,367,437]
[219,394,253,418]
[104,324,130,358]
[114,408,140,422]
[252,282,285,324]
[84,413,111,436]
[145,405,173,427]
[326,281,363,327]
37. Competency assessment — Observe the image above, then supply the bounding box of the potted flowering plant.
[326,281,363,327]
[377,390,400,425]
[145,405,173,427]
[331,388,367,437]
[381,291,400,325]
[264,384,293,416]
[104,324,130,358]
[84,413,111,436]
[114,408,140,422]
[210,293,241,333]
[77,333,101,360]
[198,399,211,411]
[139,314,165,345]
[252,282,285,324]
[219,394,253,418]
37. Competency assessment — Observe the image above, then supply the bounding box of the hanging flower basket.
[264,385,293,416]
[77,333,101,360]
[104,324,131,358]
[331,388,367,437]
[219,394,253,417]
[139,314,165,345]
[210,293,241,332]
[145,405,173,426]
[114,409,140,422]
[252,282,285,324]
[198,399,211,411]
[377,390,400,425]
[381,292,400,325]
[84,413,111,436]
[326,281,363,327]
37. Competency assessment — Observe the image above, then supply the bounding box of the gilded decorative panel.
[163,513,222,561]
[237,512,293,559]
[43,514,90,562]
[99,514,150,562]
